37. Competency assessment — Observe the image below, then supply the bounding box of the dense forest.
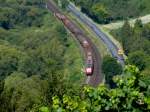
[0,0,83,111]
[71,0,150,23]
[0,0,150,112]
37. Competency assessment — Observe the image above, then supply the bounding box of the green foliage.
[1,72,47,112]
[111,20,150,110]
[0,0,47,29]
[142,23,150,41]
[52,65,150,111]
[1,0,150,112]
[0,80,4,94]
[0,0,83,112]
[0,44,26,79]
[111,21,150,71]
[54,0,69,9]
[71,0,150,23]
[102,56,122,87]
[91,3,109,23]
[128,51,147,70]
[134,19,143,28]
[39,106,50,112]
[140,68,150,89]
[120,20,133,54]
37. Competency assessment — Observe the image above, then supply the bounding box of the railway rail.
[47,0,103,86]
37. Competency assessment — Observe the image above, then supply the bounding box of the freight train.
[55,13,94,75]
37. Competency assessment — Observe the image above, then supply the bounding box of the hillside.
[0,0,150,112]
[71,0,150,24]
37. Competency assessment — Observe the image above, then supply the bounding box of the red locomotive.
[83,40,89,48]
[54,13,94,76]
[85,52,93,75]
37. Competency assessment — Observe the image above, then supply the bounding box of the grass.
[102,14,150,30]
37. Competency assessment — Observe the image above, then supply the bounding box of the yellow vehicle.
[118,49,124,55]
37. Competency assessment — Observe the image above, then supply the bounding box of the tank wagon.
[55,13,94,75]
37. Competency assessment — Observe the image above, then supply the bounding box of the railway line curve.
[47,0,103,86]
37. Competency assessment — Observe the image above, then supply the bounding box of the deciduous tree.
[102,56,122,87]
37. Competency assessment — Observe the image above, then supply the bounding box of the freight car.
[55,13,66,20]
[77,35,89,47]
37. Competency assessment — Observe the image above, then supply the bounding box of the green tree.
[134,19,143,28]
[140,68,150,89]
[0,1,83,112]
[0,7,17,29]
[112,22,150,71]
[39,106,49,112]
[1,72,48,112]
[0,45,25,79]
[0,79,4,108]
[128,51,146,71]
[71,0,150,23]
[102,56,122,87]
[0,80,4,94]
[91,3,109,23]
[121,20,133,54]
[142,23,150,41]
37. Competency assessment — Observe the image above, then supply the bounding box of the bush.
[102,56,122,87]
[128,51,146,71]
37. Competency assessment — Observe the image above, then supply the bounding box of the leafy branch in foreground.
[52,65,150,112]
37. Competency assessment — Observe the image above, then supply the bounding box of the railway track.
[47,0,103,86]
